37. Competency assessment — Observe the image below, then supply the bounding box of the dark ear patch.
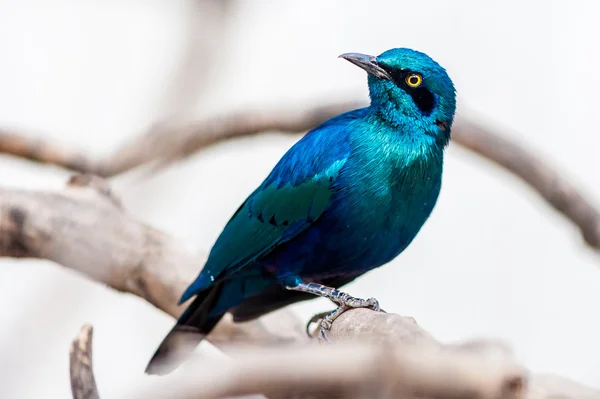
[379,66,436,115]
[410,87,435,115]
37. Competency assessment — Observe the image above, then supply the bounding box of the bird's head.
[340,48,456,137]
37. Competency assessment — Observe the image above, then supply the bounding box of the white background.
[0,1,599,397]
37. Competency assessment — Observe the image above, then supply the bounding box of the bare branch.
[310,309,600,399]
[312,308,439,346]
[452,114,600,252]
[69,324,100,399]
[132,341,527,399]
[0,130,93,172]
[1,177,596,399]
[0,101,362,177]
[1,104,599,255]
[0,174,305,347]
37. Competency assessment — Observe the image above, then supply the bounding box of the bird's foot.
[313,295,385,342]
[305,308,344,341]
[332,291,381,312]
[284,280,384,339]
[306,310,332,337]
[318,305,347,342]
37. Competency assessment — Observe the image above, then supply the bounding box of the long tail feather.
[145,282,224,375]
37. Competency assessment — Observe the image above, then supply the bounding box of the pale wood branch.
[312,309,600,399]
[452,113,600,252]
[1,105,599,255]
[0,176,596,398]
[0,101,362,177]
[0,174,304,348]
[69,324,100,399]
[133,340,527,399]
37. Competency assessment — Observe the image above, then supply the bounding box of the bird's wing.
[179,109,364,303]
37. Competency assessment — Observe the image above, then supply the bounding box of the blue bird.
[146,47,456,374]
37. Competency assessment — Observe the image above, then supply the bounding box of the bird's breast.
[320,137,444,273]
[342,133,443,208]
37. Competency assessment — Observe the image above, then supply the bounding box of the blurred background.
[0,0,599,397]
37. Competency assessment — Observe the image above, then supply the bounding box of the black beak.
[339,53,391,80]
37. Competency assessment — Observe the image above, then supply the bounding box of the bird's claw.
[320,318,333,332]
[311,296,384,341]
[318,307,341,342]
[320,324,331,342]
[336,294,381,311]
[302,287,384,340]
[306,309,337,340]
[365,297,380,311]
[306,310,333,337]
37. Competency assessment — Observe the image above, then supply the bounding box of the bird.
[145,47,456,375]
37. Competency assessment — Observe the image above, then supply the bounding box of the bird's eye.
[405,74,422,88]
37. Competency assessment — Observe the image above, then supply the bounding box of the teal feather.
[178,117,352,303]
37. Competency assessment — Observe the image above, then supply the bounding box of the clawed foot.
[306,310,331,336]
[285,281,384,341]
[306,295,384,341]
[334,294,380,311]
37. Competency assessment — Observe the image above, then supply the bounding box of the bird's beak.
[339,53,391,80]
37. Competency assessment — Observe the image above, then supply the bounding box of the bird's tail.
[144,282,225,375]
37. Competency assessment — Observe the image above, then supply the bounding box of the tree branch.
[0,101,362,177]
[0,176,596,398]
[452,114,600,251]
[69,324,100,399]
[1,104,599,254]
[133,339,526,399]
[0,174,305,349]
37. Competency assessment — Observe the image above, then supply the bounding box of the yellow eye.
[405,74,422,87]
